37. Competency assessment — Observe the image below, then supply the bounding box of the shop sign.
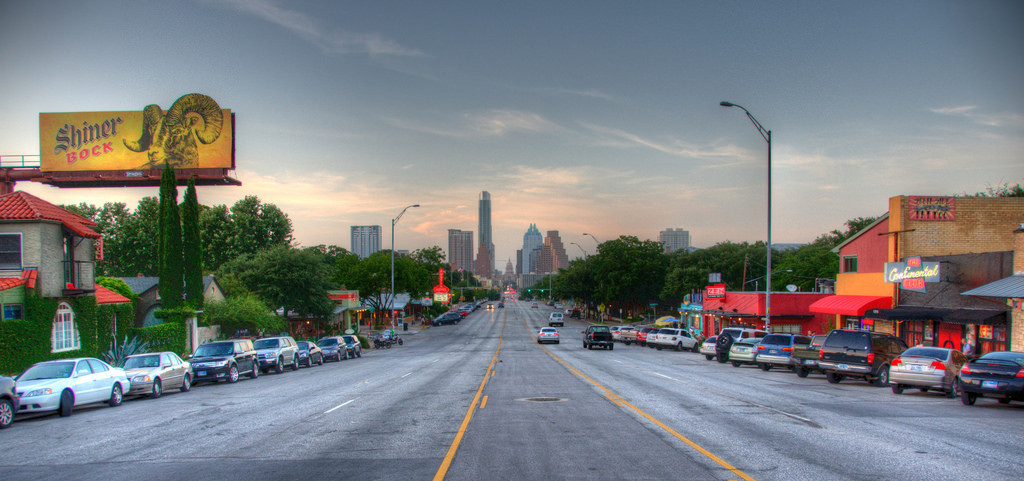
[706,284,726,299]
[884,256,940,293]
[433,292,450,303]
[908,196,955,221]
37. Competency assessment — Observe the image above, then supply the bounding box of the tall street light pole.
[583,233,600,248]
[720,101,773,332]
[391,204,420,330]
[570,241,587,258]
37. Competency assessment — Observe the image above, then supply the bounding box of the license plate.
[769,350,779,354]
[909,365,924,371]
[837,364,849,370]
[198,371,206,376]
[982,380,998,389]
[804,359,815,365]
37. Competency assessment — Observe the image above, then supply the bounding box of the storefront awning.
[865,306,1007,326]
[961,274,1024,298]
[808,295,891,316]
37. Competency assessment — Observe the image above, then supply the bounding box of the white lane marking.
[742,399,814,423]
[653,372,678,381]
[401,372,413,378]
[325,398,356,414]
[432,359,440,363]
[614,360,625,364]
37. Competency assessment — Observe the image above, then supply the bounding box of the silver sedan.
[890,346,968,397]
[123,352,192,398]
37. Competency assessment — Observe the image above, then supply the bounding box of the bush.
[203,294,286,337]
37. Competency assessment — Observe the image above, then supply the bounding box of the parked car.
[714,328,769,363]
[191,339,259,383]
[296,341,324,367]
[548,312,565,327]
[432,312,462,326]
[729,338,764,367]
[792,335,828,377]
[612,326,635,342]
[619,327,639,345]
[497,302,504,308]
[583,326,614,350]
[959,351,1024,406]
[755,334,812,371]
[1,375,18,429]
[123,351,192,398]
[341,335,363,358]
[255,336,301,374]
[700,336,719,360]
[636,326,659,347]
[316,336,347,362]
[890,346,967,398]
[650,328,700,352]
[537,327,560,344]
[14,358,130,417]
[818,329,908,386]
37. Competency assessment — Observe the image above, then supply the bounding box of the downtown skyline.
[2,1,1021,267]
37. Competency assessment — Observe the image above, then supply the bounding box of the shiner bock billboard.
[39,93,233,172]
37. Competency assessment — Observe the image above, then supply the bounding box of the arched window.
[52,302,80,352]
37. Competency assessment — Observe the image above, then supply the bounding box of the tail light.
[1016,369,1024,379]
[891,358,902,367]
[782,347,792,352]
[819,349,824,360]
[867,353,875,364]
[671,337,677,341]
[960,364,971,375]
[930,361,946,370]
[758,346,765,351]
[553,332,558,336]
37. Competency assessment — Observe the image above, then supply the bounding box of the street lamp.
[583,233,600,248]
[720,101,773,332]
[391,204,420,331]
[570,241,587,258]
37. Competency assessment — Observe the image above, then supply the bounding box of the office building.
[521,223,543,273]
[536,230,569,274]
[479,191,495,272]
[659,228,691,254]
[350,225,382,259]
[448,229,474,273]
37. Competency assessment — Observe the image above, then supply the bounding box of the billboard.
[40,93,233,172]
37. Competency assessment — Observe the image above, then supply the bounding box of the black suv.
[190,339,259,384]
[432,312,461,326]
[818,329,908,386]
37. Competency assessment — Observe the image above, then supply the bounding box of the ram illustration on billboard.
[40,93,234,173]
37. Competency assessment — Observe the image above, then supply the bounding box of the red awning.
[809,295,891,316]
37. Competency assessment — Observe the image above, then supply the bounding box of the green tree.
[218,244,334,320]
[588,235,668,316]
[181,177,204,308]
[203,294,286,337]
[95,276,138,301]
[158,164,183,309]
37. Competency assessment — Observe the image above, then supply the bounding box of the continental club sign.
[884,256,940,293]
[40,93,233,172]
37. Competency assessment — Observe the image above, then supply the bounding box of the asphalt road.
[3,301,1022,481]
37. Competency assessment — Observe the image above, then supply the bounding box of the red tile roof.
[21,269,37,289]
[95,284,131,304]
[0,277,27,291]
[0,191,100,239]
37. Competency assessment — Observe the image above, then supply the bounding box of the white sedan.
[15,357,130,417]
[537,327,560,344]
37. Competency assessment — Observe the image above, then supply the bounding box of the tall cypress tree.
[158,163,183,310]
[182,176,204,308]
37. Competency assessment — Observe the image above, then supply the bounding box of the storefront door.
[936,322,961,350]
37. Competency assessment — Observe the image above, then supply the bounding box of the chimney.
[1015,223,1024,275]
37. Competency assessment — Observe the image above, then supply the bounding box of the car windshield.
[124,355,161,369]
[318,338,338,346]
[342,336,357,344]
[297,341,310,350]
[761,334,792,346]
[901,347,949,360]
[195,343,234,357]
[254,339,281,350]
[590,326,610,333]
[19,362,75,381]
[825,331,870,350]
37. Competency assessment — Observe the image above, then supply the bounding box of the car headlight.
[27,388,53,397]
[218,359,231,367]
[132,375,152,383]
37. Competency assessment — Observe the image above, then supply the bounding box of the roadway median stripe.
[526,313,756,481]
[480,395,489,409]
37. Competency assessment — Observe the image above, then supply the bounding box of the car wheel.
[826,372,842,384]
[946,378,960,398]
[0,397,14,429]
[251,363,259,379]
[356,349,362,358]
[961,391,976,405]
[705,355,714,361]
[691,344,700,353]
[59,390,74,417]
[292,355,300,371]
[108,384,123,407]
[609,344,613,351]
[892,383,904,395]
[872,365,890,387]
[181,374,192,392]
[624,341,631,345]
[656,346,663,351]
[150,378,162,399]
[717,355,729,363]
[318,355,324,366]
[275,357,284,374]
[796,366,809,378]
[228,364,240,383]
[731,361,741,367]
[759,363,771,372]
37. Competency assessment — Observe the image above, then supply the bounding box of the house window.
[2,304,23,320]
[0,234,22,270]
[842,255,858,273]
[52,302,80,352]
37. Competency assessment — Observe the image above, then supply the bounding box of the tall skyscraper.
[478,191,494,272]
[536,230,569,274]
[475,244,492,278]
[350,225,382,259]
[659,228,692,254]
[521,223,543,273]
[447,229,474,273]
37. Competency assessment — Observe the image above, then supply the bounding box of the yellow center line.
[433,308,506,481]
[480,395,489,409]
[523,315,756,481]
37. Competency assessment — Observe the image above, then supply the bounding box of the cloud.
[930,105,1024,128]
[384,110,562,138]
[579,122,750,161]
[221,0,423,57]
[544,87,622,103]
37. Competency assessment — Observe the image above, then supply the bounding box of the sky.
[1,1,1022,268]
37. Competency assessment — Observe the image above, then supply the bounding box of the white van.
[548,312,564,327]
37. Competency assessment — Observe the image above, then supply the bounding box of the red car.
[636,327,659,347]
